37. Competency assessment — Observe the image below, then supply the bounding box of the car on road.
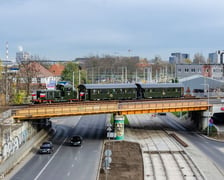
[39,141,54,154]
[70,135,83,146]
[158,113,166,116]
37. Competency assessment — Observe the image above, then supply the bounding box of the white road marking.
[34,138,67,180]
[72,116,81,128]
[217,147,224,153]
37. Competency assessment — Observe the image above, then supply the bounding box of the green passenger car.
[78,84,138,101]
[136,83,184,99]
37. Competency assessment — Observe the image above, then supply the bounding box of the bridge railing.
[13,99,209,120]
[118,99,209,114]
[120,99,208,109]
[13,102,119,119]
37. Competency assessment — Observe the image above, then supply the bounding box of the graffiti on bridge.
[2,129,28,160]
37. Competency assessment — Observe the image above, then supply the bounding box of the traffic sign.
[106,127,112,132]
[105,156,112,164]
[107,123,112,127]
[105,149,112,157]
[209,118,213,124]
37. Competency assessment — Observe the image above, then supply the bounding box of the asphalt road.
[9,114,107,180]
[159,114,224,172]
[183,132,224,171]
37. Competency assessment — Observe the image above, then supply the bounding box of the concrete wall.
[0,110,49,178]
[0,129,48,178]
[212,103,224,113]
[0,121,38,162]
[201,111,210,130]
[191,110,212,130]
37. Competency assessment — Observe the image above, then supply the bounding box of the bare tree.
[0,60,6,104]
[0,60,2,79]
[17,61,40,96]
[193,53,206,64]
[82,55,140,83]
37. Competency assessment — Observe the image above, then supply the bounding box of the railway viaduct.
[13,99,209,119]
[1,98,224,176]
[12,98,224,132]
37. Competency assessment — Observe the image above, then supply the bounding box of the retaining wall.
[0,110,49,178]
[0,128,48,178]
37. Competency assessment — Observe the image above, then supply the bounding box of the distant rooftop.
[179,75,204,82]
[179,74,224,83]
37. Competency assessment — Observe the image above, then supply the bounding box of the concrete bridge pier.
[190,110,212,131]
[191,108,213,134]
[201,110,213,132]
[201,111,210,130]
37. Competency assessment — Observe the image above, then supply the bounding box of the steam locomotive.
[31,82,184,103]
[31,82,77,103]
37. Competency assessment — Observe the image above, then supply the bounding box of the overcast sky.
[1,0,224,61]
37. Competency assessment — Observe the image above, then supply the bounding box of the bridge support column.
[201,110,212,131]
[114,115,124,140]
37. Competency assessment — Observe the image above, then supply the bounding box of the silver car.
[39,141,54,154]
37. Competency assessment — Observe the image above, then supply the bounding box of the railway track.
[7,95,219,110]
[126,114,205,180]
[9,96,200,108]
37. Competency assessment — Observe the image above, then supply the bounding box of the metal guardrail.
[13,99,209,120]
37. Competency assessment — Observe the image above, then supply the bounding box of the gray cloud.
[0,0,224,60]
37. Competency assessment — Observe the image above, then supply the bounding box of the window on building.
[37,78,41,83]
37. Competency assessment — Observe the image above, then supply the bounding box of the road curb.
[201,134,224,143]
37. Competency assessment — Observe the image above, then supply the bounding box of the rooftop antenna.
[6,41,9,60]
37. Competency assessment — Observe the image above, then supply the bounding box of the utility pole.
[72,71,75,91]
[91,67,94,83]
[125,66,127,83]
[78,65,81,84]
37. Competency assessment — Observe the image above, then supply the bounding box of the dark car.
[39,141,54,154]
[158,113,166,116]
[70,135,83,146]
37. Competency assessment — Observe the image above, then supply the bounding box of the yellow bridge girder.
[13,99,210,120]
